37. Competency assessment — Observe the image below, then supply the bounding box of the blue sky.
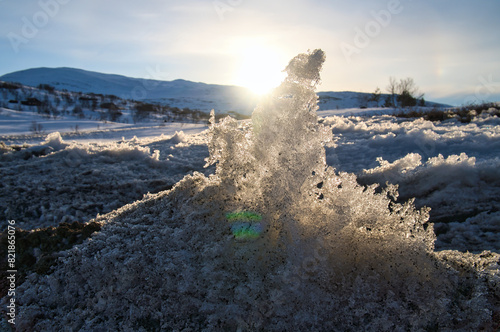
[1,0,499,105]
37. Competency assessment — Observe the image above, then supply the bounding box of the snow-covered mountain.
[0,67,259,114]
[318,91,449,110]
[0,67,450,115]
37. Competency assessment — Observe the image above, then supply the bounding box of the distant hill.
[0,67,451,114]
[0,67,259,114]
[318,91,450,110]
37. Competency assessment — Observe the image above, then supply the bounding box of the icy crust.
[11,50,500,330]
[206,50,332,213]
[324,114,500,174]
[357,148,500,252]
[360,153,500,220]
[325,112,500,252]
[435,211,500,252]
[0,131,210,230]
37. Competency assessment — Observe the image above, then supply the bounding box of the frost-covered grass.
[0,50,499,330]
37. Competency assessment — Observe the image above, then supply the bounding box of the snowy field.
[1,51,499,330]
[2,106,499,253]
[2,105,500,330]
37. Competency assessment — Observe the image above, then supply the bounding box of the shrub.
[38,84,55,92]
[393,103,499,123]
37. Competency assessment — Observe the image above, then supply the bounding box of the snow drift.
[9,50,500,331]
[321,113,500,252]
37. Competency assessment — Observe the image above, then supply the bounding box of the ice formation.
[9,50,500,331]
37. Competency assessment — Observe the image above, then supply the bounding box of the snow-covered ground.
[323,111,500,252]
[0,107,208,143]
[1,52,499,330]
[3,105,498,253]
[1,101,500,329]
[0,128,212,228]
[0,107,129,137]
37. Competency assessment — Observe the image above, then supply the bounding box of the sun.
[233,46,286,96]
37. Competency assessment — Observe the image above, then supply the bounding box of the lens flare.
[226,211,263,241]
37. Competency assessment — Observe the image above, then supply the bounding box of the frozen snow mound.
[12,50,500,331]
[323,112,500,252]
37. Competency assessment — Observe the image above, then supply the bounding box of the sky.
[1,0,499,105]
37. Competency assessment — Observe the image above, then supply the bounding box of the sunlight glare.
[234,46,286,96]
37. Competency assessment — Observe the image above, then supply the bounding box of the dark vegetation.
[384,77,425,108]
[0,221,101,298]
[0,82,22,90]
[393,102,500,123]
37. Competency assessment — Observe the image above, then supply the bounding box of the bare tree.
[398,77,423,98]
[397,77,424,107]
[386,76,398,107]
[386,77,424,108]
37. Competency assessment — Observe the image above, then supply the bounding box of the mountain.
[0,67,259,114]
[0,67,451,114]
